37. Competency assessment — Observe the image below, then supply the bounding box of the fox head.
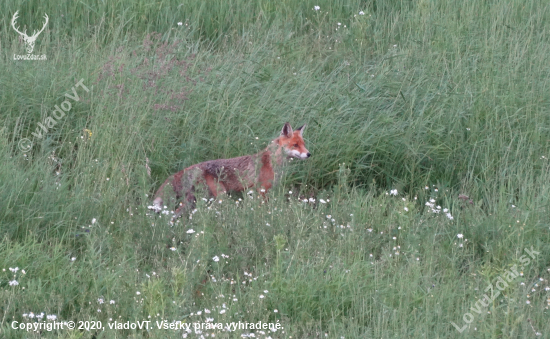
[277,122,311,159]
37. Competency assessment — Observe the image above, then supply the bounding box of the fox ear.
[296,124,306,136]
[281,122,293,138]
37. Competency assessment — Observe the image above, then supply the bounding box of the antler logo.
[11,11,49,54]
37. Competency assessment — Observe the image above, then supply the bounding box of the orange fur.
[151,122,310,220]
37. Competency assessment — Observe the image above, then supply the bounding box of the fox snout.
[280,123,310,160]
[287,150,311,159]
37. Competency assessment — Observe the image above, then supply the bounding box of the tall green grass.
[1,0,549,337]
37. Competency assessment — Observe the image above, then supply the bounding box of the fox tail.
[151,167,202,220]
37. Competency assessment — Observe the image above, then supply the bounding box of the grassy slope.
[1,0,549,337]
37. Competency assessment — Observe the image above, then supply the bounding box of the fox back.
[151,122,310,220]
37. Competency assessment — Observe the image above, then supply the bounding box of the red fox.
[151,122,310,220]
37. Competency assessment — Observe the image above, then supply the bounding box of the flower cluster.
[425,198,453,220]
[22,312,58,321]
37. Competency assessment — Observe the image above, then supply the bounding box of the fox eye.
[293,144,299,148]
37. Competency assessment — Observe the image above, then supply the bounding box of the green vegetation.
[1,0,549,337]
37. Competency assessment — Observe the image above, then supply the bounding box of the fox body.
[152,122,310,219]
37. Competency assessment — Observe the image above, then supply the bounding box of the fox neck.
[260,138,289,167]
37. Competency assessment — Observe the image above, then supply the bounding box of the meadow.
[1,0,550,337]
